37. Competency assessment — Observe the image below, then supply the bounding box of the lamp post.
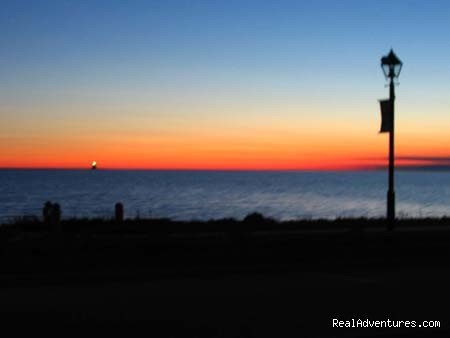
[381,49,402,230]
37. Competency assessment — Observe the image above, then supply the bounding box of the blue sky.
[2,0,449,98]
[1,0,450,169]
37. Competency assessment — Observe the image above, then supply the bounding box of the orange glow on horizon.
[3,114,450,171]
[2,150,449,171]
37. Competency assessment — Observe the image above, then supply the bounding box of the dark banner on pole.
[379,99,392,133]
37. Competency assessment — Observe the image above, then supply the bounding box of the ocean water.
[1,169,450,223]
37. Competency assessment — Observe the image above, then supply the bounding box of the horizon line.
[3,164,450,171]
[2,165,449,172]
[0,166,378,172]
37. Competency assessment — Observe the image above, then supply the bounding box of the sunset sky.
[1,0,450,170]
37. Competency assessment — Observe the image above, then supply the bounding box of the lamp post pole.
[387,74,395,230]
[380,49,402,230]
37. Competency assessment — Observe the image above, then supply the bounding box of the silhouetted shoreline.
[3,214,450,288]
[2,215,450,335]
[4,214,450,272]
[5,213,450,234]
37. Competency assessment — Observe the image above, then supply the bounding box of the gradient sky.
[1,0,450,170]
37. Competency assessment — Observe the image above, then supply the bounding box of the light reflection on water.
[1,170,450,222]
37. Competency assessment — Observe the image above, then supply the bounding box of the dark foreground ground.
[1,216,450,336]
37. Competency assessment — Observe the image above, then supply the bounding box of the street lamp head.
[381,49,402,79]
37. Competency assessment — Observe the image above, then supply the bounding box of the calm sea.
[1,169,450,223]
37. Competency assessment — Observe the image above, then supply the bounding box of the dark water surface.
[1,169,450,222]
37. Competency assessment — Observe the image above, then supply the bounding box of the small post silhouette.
[115,202,124,222]
[43,201,52,224]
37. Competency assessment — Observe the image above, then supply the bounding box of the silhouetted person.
[115,202,124,222]
[42,201,61,232]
